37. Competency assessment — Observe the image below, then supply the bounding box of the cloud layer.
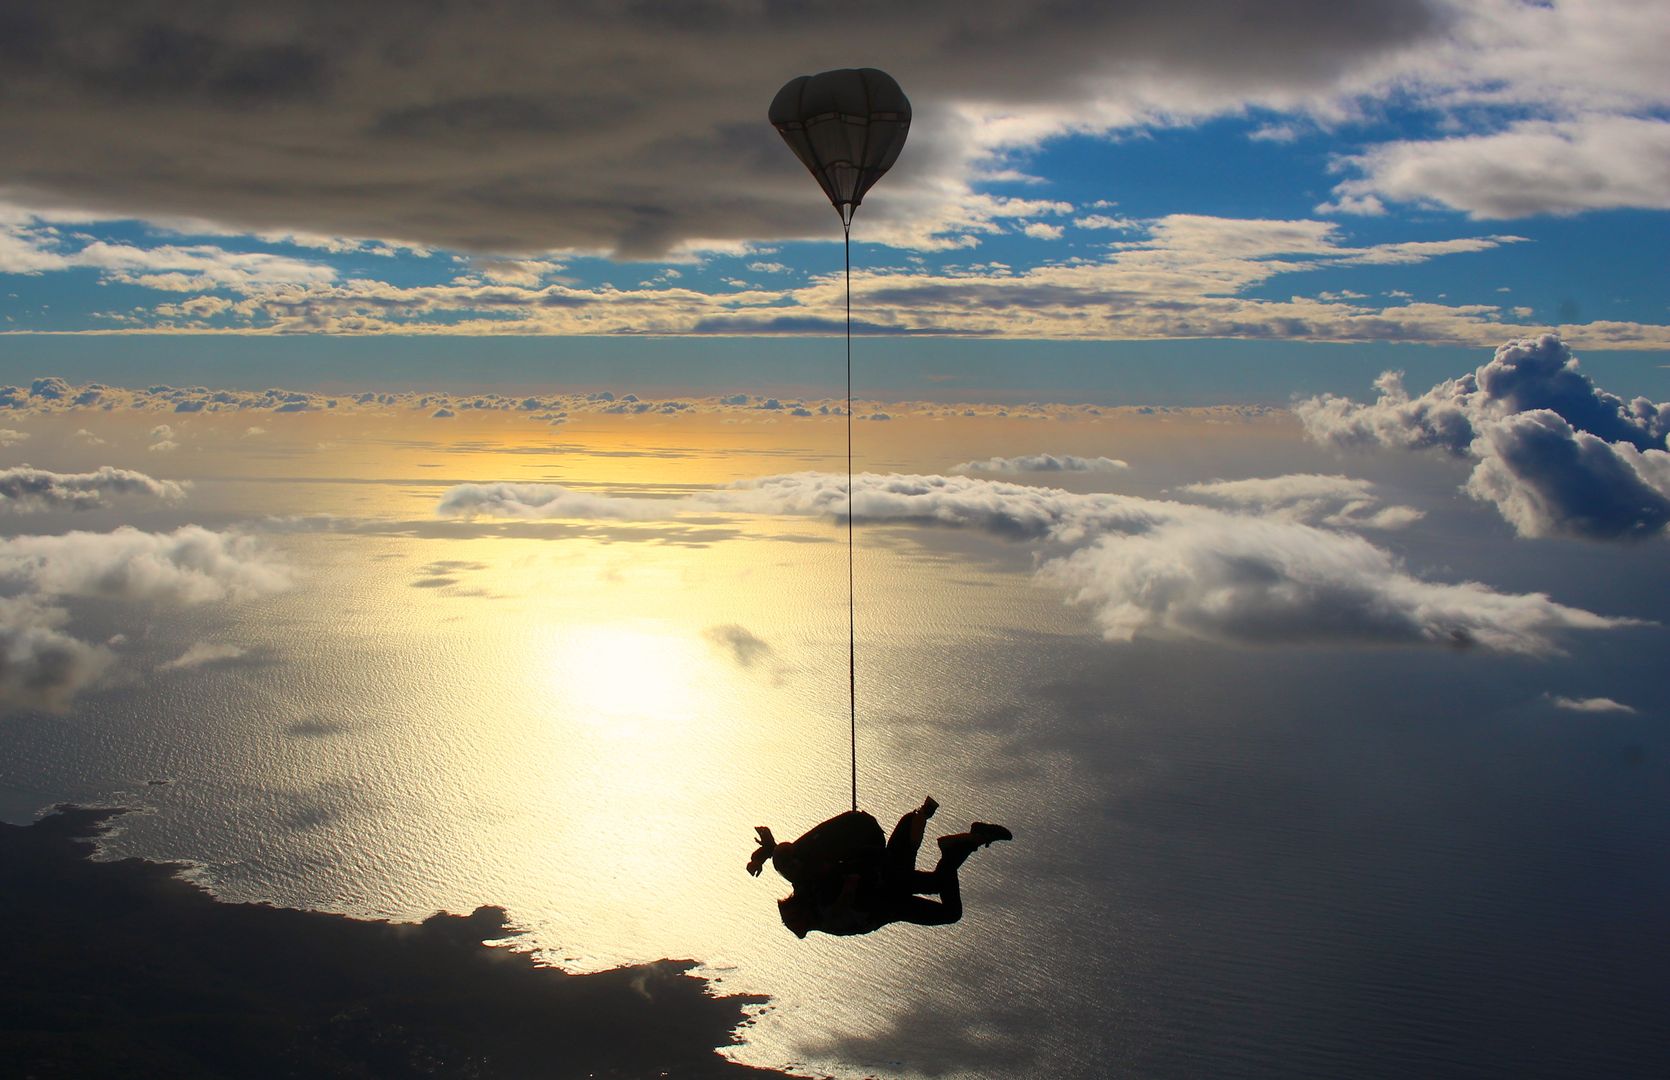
[435,468,1633,655]
[0,1,1451,257]
[1298,335,1670,540]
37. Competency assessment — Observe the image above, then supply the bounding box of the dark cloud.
[1298,336,1670,540]
[0,0,1445,256]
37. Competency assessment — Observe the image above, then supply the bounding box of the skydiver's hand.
[754,826,775,847]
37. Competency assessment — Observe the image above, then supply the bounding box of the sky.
[2,3,1668,1077]
[1,0,1666,399]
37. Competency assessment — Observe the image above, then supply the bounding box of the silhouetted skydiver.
[747,797,1012,938]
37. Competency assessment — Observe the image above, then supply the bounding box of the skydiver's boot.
[970,822,1012,848]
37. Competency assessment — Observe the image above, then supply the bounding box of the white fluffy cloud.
[1323,116,1670,219]
[952,453,1128,474]
[1298,335,1670,539]
[0,465,186,512]
[435,468,1632,655]
[0,526,288,709]
[0,526,290,605]
[1176,474,1424,529]
[1040,515,1627,654]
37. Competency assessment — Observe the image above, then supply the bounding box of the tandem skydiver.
[747,797,1011,938]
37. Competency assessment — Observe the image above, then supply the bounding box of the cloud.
[952,453,1128,474]
[158,642,246,672]
[1464,411,1670,541]
[1176,473,1424,529]
[1040,515,1631,654]
[0,1,1455,258]
[435,469,1633,655]
[1545,694,1637,715]
[0,596,115,711]
[0,526,287,709]
[0,526,291,604]
[0,465,186,512]
[435,483,675,522]
[148,424,179,452]
[703,625,773,668]
[0,429,28,447]
[1323,116,1670,221]
[1298,336,1670,540]
[15,208,1655,347]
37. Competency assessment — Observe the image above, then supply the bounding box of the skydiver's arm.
[746,826,776,876]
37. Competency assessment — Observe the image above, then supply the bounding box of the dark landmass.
[2,806,789,1079]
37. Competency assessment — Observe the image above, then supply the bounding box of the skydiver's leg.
[889,861,963,925]
[881,797,937,883]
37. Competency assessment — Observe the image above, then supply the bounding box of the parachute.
[768,68,910,812]
[769,68,911,225]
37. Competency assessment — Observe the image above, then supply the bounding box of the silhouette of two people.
[747,797,1011,938]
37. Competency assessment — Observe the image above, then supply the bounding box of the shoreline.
[2,805,794,1079]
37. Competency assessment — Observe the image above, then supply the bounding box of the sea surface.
[3,418,1668,1078]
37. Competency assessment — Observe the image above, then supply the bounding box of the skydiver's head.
[777,893,816,939]
[770,840,800,877]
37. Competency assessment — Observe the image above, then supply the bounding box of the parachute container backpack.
[770,69,910,812]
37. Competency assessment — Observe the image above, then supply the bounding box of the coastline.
[2,805,792,1079]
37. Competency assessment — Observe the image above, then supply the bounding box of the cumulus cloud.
[1298,335,1670,540]
[0,429,28,447]
[148,424,179,452]
[952,453,1128,474]
[0,526,287,710]
[1464,411,1670,541]
[1041,515,1629,654]
[158,642,247,672]
[0,465,186,512]
[1545,694,1637,715]
[435,469,1632,654]
[0,526,291,604]
[1176,473,1424,529]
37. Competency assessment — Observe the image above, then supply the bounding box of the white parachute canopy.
[769,68,911,224]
